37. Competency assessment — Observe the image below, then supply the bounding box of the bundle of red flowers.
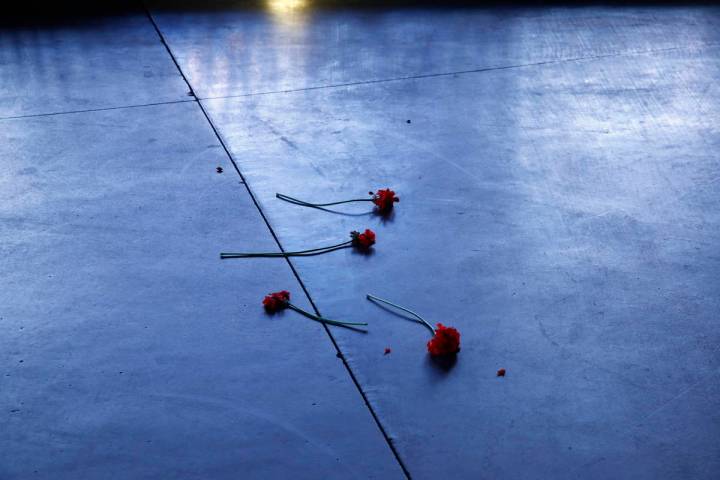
[276,187,399,214]
[370,189,400,214]
[350,229,376,250]
[366,294,461,357]
[426,323,461,356]
[262,290,290,313]
[263,290,367,328]
[221,229,376,259]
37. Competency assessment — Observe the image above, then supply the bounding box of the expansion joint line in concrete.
[200,42,720,101]
[141,4,412,478]
[1,41,716,121]
[0,99,195,121]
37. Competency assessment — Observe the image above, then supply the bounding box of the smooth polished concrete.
[151,5,720,99]
[0,103,402,478]
[2,3,720,479]
[0,12,190,118]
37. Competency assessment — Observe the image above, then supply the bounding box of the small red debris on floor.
[497,368,506,377]
[384,348,392,355]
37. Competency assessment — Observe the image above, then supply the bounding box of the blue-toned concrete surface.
[0,12,189,118]
[2,3,720,479]
[150,5,720,99]
[0,103,403,479]
[153,4,720,479]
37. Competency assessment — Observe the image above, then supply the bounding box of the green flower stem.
[221,241,352,259]
[287,303,368,327]
[276,193,373,208]
[366,294,436,334]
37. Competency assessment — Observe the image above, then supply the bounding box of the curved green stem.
[277,193,373,208]
[221,241,352,259]
[287,303,368,326]
[366,294,435,334]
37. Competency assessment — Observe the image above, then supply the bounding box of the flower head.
[370,188,399,213]
[263,290,290,313]
[427,323,461,356]
[350,229,376,250]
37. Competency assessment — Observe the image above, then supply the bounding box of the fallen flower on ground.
[262,290,368,328]
[370,189,400,214]
[276,188,399,214]
[366,294,461,357]
[427,323,461,356]
[263,290,290,313]
[221,229,376,259]
[351,229,375,250]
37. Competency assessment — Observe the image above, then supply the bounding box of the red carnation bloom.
[426,323,461,356]
[351,229,376,250]
[370,188,399,213]
[263,290,290,313]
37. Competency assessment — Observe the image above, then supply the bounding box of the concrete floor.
[2,3,719,479]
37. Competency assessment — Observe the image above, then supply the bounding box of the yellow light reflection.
[266,0,308,14]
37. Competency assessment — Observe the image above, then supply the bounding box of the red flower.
[427,323,461,356]
[370,188,399,213]
[350,229,376,250]
[263,290,290,313]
